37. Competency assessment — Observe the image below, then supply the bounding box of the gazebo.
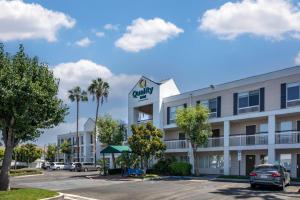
[100,145,131,174]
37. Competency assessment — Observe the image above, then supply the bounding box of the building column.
[268,115,276,164]
[224,120,230,175]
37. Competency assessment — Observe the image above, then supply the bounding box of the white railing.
[165,140,189,149]
[229,134,268,146]
[200,137,224,148]
[137,119,153,124]
[275,131,300,144]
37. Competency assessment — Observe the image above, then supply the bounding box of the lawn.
[0,188,58,200]
[10,168,42,177]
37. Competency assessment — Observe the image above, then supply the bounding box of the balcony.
[275,131,300,144]
[229,134,268,146]
[137,119,153,125]
[200,137,224,148]
[165,140,189,150]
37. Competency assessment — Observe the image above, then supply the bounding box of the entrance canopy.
[100,145,131,154]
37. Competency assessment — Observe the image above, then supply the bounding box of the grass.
[10,168,43,177]
[0,188,58,200]
[217,175,249,179]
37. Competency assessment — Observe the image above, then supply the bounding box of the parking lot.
[11,170,300,200]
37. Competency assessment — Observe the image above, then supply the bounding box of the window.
[260,155,268,164]
[280,154,292,171]
[287,83,300,101]
[238,90,260,109]
[200,155,224,169]
[169,105,184,124]
[90,134,93,144]
[259,123,268,133]
[81,136,84,145]
[280,121,292,132]
[202,98,217,117]
[179,133,185,140]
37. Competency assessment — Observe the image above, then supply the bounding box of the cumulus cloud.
[75,37,92,47]
[295,51,300,65]
[104,23,119,31]
[115,18,184,52]
[95,32,105,37]
[0,0,75,42]
[52,59,140,101]
[35,118,87,146]
[199,0,300,40]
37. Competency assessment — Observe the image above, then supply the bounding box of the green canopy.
[100,145,131,154]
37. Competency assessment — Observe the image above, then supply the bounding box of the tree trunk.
[112,153,116,169]
[193,148,199,176]
[0,128,14,191]
[94,99,99,166]
[76,100,80,162]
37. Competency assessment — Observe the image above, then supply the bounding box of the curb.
[40,193,64,200]
[213,178,249,183]
[13,173,44,178]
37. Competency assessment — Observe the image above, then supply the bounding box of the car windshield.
[255,166,278,171]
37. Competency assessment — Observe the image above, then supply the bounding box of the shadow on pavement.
[210,186,300,200]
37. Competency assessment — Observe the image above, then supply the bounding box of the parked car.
[76,162,100,172]
[50,162,67,170]
[249,164,290,190]
[68,162,80,171]
[41,162,51,170]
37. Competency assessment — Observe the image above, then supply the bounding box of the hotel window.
[90,134,93,144]
[81,136,84,145]
[237,90,260,114]
[168,105,185,124]
[280,154,292,171]
[200,155,224,169]
[202,98,217,118]
[287,83,300,107]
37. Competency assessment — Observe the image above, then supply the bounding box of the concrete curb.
[13,173,44,178]
[40,193,64,200]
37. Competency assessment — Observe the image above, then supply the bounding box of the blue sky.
[2,0,300,145]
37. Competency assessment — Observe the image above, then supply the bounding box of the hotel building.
[128,66,300,177]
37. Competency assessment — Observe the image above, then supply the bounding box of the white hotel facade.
[128,66,300,178]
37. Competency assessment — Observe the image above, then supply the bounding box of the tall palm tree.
[88,78,109,165]
[68,86,88,162]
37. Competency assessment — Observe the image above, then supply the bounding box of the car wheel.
[56,167,60,170]
[250,184,256,189]
[279,180,285,191]
[84,168,88,172]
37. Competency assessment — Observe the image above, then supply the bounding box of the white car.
[50,162,67,170]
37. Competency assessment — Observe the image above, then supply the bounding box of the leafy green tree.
[176,105,211,175]
[128,122,166,172]
[46,144,57,162]
[13,144,42,166]
[88,78,109,165]
[0,44,68,190]
[68,86,88,162]
[0,148,4,161]
[97,115,126,168]
[116,152,140,169]
[60,140,72,163]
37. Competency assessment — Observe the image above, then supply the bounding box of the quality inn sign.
[132,79,154,100]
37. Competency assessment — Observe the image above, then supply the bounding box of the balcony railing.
[137,119,153,124]
[229,133,268,146]
[275,131,300,144]
[200,137,224,148]
[165,140,189,149]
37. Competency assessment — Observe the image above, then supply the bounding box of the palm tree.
[68,86,88,162]
[88,78,109,165]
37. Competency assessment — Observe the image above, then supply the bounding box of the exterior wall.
[230,118,268,135]
[276,115,300,131]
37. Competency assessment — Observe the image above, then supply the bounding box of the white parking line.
[63,193,101,200]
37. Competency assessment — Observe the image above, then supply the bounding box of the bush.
[108,168,122,175]
[9,168,42,177]
[152,157,176,175]
[169,162,192,176]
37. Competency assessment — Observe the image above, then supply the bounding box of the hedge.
[169,162,192,176]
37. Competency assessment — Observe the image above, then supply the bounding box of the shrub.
[169,162,192,176]
[108,168,122,175]
[152,157,176,175]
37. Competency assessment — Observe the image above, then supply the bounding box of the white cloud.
[103,23,119,31]
[52,59,140,101]
[0,0,75,42]
[294,51,300,65]
[95,31,105,37]
[115,18,184,52]
[35,118,87,146]
[199,0,300,40]
[75,37,92,47]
